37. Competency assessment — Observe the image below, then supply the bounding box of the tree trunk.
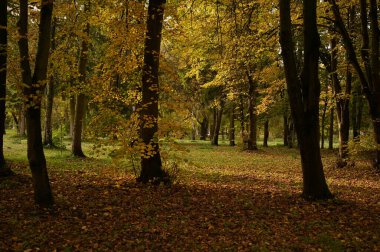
[0,0,12,176]
[283,115,288,146]
[211,100,224,146]
[239,93,245,141]
[352,85,363,140]
[330,37,351,166]
[247,73,257,150]
[199,117,208,140]
[263,119,269,147]
[138,0,167,184]
[210,108,216,141]
[43,18,56,147]
[320,96,328,149]
[17,0,54,207]
[288,116,294,148]
[279,0,332,199]
[69,94,75,138]
[229,107,235,146]
[329,0,380,168]
[72,17,90,157]
[328,108,334,150]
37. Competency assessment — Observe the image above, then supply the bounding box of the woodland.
[0,0,380,251]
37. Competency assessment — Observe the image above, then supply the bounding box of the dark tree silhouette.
[279,0,333,200]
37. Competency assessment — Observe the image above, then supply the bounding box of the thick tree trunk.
[211,100,224,146]
[283,115,288,146]
[279,0,332,199]
[0,0,12,176]
[199,117,208,140]
[27,107,53,206]
[138,0,167,183]
[328,108,334,150]
[229,108,235,146]
[43,19,56,147]
[263,119,269,147]
[287,117,294,148]
[72,20,90,158]
[18,0,54,206]
[247,73,257,150]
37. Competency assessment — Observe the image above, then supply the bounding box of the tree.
[0,0,13,176]
[17,0,54,206]
[72,2,90,158]
[328,0,380,169]
[43,18,56,147]
[279,0,333,199]
[138,0,167,183]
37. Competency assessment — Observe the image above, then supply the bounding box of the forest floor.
[1,134,380,251]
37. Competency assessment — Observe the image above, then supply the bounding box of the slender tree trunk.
[328,108,334,150]
[279,0,332,199]
[199,117,208,140]
[263,119,269,147]
[211,100,224,146]
[18,0,54,207]
[239,93,245,141]
[229,107,235,146]
[352,86,363,140]
[69,94,75,138]
[247,73,257,150]
[72,18,90,157]
[0,0,12,176]
[138,0,167,183]
[320,95,328,149]
[19,109,26,136]
[330,37,351,166]
[210,108,216,141]
[191,118,196,140]
[43,18,56,147]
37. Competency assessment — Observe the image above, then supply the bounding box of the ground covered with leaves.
[1,139,380,251]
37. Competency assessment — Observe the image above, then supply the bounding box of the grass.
[1,132,380,251]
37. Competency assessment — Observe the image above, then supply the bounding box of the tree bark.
[18,0,54,207]
[352,83,363,140]
[283,115,288,146]
[18,107,26,137]
[247,73,257,150]
[69,92,75,138]
[279,0,332,199]
[331,37,351,166]
[320,96,328,149]
[43,18,56,147]
[328,108,334,150]
[199,117,208,140]
[0,0,12,176]
[138,0,167,183]
[211,99,224,146]
[229,107,235,146]
[239,93,245,141]
[263,119,269,147]
[210,108,216,141]
[72,14,90,157]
